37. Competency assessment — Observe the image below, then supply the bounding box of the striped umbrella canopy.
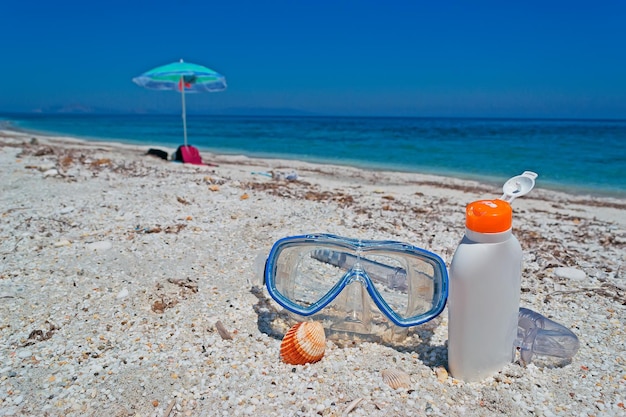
[133,59,227,146]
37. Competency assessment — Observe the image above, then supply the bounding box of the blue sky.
[1,0,625,118]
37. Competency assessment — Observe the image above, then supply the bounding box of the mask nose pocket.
[329,278,372,334]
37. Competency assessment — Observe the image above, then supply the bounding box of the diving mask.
[263,234,448,342]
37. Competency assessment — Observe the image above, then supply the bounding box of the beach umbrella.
[132,59,227,146]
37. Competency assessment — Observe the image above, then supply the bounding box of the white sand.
[1,130,624,416]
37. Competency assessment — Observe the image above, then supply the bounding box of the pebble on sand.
[86,240,113,252]
[554,267,586,281]
[43,168,59,178]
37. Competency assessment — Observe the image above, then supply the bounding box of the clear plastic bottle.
[448,198,522,382]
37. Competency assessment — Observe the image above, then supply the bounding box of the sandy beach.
[1,129,624,417]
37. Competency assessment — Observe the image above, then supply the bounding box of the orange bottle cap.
[466,199,512,233]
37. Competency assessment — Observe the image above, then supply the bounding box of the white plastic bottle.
[448,171,537,382]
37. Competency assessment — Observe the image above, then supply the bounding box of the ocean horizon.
[2,113,625,198]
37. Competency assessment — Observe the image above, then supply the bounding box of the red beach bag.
[173,145,203,165]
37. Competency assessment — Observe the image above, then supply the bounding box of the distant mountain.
[32,105,130,114]
[29,105,319,117]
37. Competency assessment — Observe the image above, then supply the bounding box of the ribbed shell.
[280,321,326,365]
[381,368,412,389]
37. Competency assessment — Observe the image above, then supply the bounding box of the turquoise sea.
[2,114,625,197]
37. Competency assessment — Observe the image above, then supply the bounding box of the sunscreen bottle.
[448,171,537,382]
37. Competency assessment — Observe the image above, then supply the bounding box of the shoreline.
[4,126,626,209]
[3,120,625,200]
[1,129,625,416]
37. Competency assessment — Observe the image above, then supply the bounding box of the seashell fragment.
[381,368,412,389]
[280,321,326,365]
[435,366,448,382]
[53,239,71,247]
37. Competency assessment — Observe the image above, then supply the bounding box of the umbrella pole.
[180,76,188,147]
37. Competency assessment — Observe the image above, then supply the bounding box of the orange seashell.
[280,322,326,365]
[381,368,412,389]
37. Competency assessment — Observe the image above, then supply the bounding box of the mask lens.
[365,251,439,319]
[273,246,344,310]
[360,252,411,316]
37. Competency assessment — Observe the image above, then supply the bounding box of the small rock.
[91,364,104,374]
[65,168,79,177]
[554,267,586,281]
[59,206,75,215]
[86,241,112,252]
[18,350,32,358]
[43,168,59,178]
[116,288,129,300]
[38,163,56,172]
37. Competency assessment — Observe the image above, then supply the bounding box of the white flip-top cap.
[500,171,538,204]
